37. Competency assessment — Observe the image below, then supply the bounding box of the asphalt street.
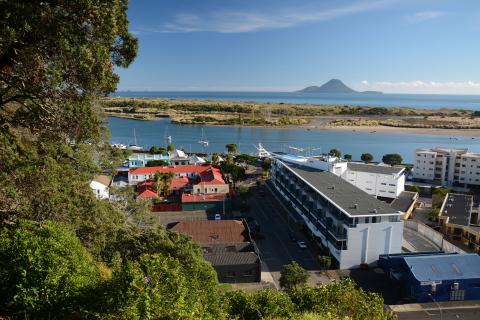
[246,182,321,286]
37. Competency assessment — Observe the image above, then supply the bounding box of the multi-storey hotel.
[413,147,480,188]
[271,158,403,269]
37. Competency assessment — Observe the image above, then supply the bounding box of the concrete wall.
[340,221,404,269]
[192,183,229,194]
[404,220,464,253]
[342,170,404,199]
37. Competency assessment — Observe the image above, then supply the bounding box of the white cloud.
[153,0,397,33]
[405,11,448,23]
[356,80,480,94]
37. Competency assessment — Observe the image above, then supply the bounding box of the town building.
[379,252,480,302]
[169,149,190,166]
[128,153,169,168]
[270,159,403,269]
[272,152,405,199]
[170,220,261,283]
[342,163,405,199]
[90,175,111,199]
[413,147,480,188]
[390,191,419,219]
[438,193,480,252]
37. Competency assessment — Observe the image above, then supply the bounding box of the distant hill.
[297,79,382,94]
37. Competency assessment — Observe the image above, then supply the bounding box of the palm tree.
[212,153,220,166]
[153,171,163,198]
[160,171,175,197]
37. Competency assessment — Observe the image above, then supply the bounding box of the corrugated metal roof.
[404,253,480,281]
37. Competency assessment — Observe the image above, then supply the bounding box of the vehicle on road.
[297,241,307,249]
[214,214,221,220]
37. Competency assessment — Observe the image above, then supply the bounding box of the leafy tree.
[432,187,449,196]
[361,153,374,163]
[93,253,225,319]
[428,207,440,221]
[279,261,309,292]
[224,289,295,320]
[0,220,99,318]
[262,158,272,172]
[382,153,403,166]
[146,159,169,167]
[328,149,341,158]
[226,143,238,154]
[343,154,352,161]
[149,146,166,154]
[160,171,175,197]
[410,185,420,193]
[167,144,175,152]
[318,256,331,271]
[211,152,220,165]
[289,278,396,320]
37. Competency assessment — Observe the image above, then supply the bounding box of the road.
[403,227,441,252]
[246,182,321,286]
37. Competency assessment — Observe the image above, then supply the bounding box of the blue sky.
[116,0,480,94]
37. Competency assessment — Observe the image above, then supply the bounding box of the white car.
[297,241,307,249]
[214,214,222,220]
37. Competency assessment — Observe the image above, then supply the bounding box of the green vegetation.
[328,148,342,158]
[382,153,403,166]
[146,159,169,167]
[344,154,352,161]
[428,207,441,221]
[318,256,332,271]
[0,2,395,319]
[409,185,421,193]
[167,144,175,152]
[279,261,309,292]
[361,153,374,163]
[149,145,167,154]
[226,143,238,154]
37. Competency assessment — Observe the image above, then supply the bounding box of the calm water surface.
[108,117,480,163]
[113,91,480,110]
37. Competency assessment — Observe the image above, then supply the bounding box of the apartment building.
[343,163,405,199]
[272,152,405,199]
[271,159,403,269]
[413,147,480,188]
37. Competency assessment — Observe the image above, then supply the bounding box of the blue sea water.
[113,91,480,110]
[107,117,480,164]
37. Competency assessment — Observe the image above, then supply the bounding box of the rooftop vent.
[372,208,378,214]
[353,203,358,209]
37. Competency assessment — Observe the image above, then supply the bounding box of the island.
[297,79,383,94]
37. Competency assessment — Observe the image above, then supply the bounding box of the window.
[450,290,465,301]
[226,271,236,277]
[243,270,254,276]
[365,217,370,223]
[381,183,386,185]
[389,184,395,186]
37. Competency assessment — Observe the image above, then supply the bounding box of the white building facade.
[413,147,480,188]
[271,159,403,269]
[90,175,111,199]
[272,153,405,199]
[342,163,405,199]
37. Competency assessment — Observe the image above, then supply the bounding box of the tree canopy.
[279,261,309,292]
[328,149,341,158]
[382,153,403,166]
[361,153,374,163]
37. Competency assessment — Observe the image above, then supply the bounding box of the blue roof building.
[128,153,169,168]
[379,252,480,303]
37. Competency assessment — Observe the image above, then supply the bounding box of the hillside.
[298,79,383,94]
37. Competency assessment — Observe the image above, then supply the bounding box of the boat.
[111,143,127,150]
[198,128,209,147]
[128,128,143,151]
[253,142,271,158]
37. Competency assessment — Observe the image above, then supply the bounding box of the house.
[439,193,475,241]
[90,175,111,199]
[169,149,190,166]
[270,159,403,269]
[189,155,206,165]
[170,220,261,283]
[128,165,212,186]
[379,252,480,302]
[128,152,169,168]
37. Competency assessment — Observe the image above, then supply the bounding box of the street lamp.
[427,292,443,320]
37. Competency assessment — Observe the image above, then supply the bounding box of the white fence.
[404,220,465,253]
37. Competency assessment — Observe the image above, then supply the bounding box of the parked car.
[214,214,221,220]
[297,241,307,249]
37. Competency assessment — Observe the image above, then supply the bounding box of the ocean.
[113,91,480,110]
